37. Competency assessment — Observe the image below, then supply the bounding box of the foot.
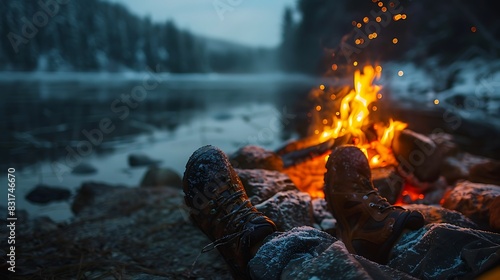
[183,145,277,278]
[324,145,424,264]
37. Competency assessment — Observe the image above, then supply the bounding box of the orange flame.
[316,65,407,167]
[284,65,408,199]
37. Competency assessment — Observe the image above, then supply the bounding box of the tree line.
[280,0,499,74]
[0,0,276,73]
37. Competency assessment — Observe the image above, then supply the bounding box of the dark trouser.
[249,224,500,280]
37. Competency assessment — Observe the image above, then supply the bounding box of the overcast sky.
[106,0,297,48]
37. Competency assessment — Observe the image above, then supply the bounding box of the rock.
[71,181,125,215]
[392,129,442,182]
[372,166,404,204]
[428,132,459,157]
[389,223,500,279]
[255,190,315,231]
[9,186,231,278]
[468,159,500,185]
[25,184,71,204]
[236,169,298,205]
[441,181,500,231]
[250,227,416,280]
[489,196,500,232]
[311,198,333,224]
[71,162,98,175]
[311,198,336,234]
[440,156,469,184]
[33,216,59,233]
[320,218,337,232]
[404,204,478,229]
[140,167,182,188]
[75,185,179,220]
[128,153,162,167]
[230,145,284,171]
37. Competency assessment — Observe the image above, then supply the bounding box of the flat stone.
[230,145,284,171]
[71,162,98,175]
[25,184,71,204]
[236,168,298,205]
[128,153,162,167]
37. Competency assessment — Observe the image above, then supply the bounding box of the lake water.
[4,67,499,222]
[0,72,322,222]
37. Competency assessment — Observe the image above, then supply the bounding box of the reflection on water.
[1,73,318,221]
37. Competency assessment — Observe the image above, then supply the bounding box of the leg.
[183,145,277,279]
[323,145,425,264]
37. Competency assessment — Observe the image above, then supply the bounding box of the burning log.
[279,134,351,168]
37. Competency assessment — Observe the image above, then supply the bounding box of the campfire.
[278,65,412,199]
[267,62,499,223]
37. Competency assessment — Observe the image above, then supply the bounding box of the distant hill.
[0,0,278,73]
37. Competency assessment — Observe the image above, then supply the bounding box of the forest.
[0,0,275,73]
[1,0,498,73]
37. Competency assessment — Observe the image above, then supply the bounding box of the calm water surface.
[1,72,320,221]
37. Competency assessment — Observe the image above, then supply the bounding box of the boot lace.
[366,190,401,212]
[201,184,261,253]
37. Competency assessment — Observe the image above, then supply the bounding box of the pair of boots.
[183,145,424,279]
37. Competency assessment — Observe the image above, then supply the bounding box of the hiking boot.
[324,145,424,264]
[183,145,277,279]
